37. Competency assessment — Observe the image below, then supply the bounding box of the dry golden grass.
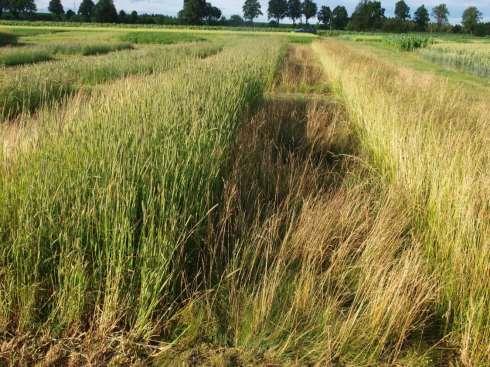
[313,39,490,366]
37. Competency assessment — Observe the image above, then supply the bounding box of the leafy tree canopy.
[287,0,301,24]
[242,0,262,22]
[432,3,449,26]
[48,0,64,17]
[318,5,332,28]
[78,0,95,20]
[394,0,410,21]
[350,0,385,31]
[462,6,482,34]
[414,5,429,30]
[7,0,36,17]
[94,0,118,23]
[181,0,206,24]
[268,0,288,23]
[332,5,349,30]
[302,0,317,24]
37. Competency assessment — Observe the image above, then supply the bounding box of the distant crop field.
[420,41,490,77]
[0,24,489,367]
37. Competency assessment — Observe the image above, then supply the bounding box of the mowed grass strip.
[0,39,281,340]
[0,43,221,120]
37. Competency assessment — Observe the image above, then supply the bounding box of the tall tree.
[242,0,262,23]
[48,0,65,18]
[130,10,138,23]
[462,6,482,34]
[394,0,410,20]
[181,0,207,24]
[65,9,75,18]
[302,0,317,24]
[268,0,288,23]
[78,0,95,21]
[118,9,127,22]
[287,0,302,25]
[414,5,429,31]
[332,5,348,29]
[229,14,244,25]
[350,0,385,31]
[205,2,221,24]
[94,0,118,22]
[432,3,449,26]
[318,5,332,29]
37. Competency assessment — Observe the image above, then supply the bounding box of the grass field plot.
[0,23,489,367]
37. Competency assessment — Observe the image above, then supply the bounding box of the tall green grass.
[121,31,206,45]
[0,42,133,68]
[0,31,17,46]
[48,41,133,56]
[0,43,221,120]
[0,49,52,67]
[0,38,281,342]
[6,27,68,37]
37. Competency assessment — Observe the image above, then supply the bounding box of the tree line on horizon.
[0,0,488,36]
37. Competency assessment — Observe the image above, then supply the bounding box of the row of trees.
[0,0,36,17]
[0,0,118,22]
[49,0,118,22]
[242,0,486,34]
[346,1,485,34]
[0,0,488,36]
[243,0,345,26]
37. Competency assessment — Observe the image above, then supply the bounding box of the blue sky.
[40,0,490,24]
